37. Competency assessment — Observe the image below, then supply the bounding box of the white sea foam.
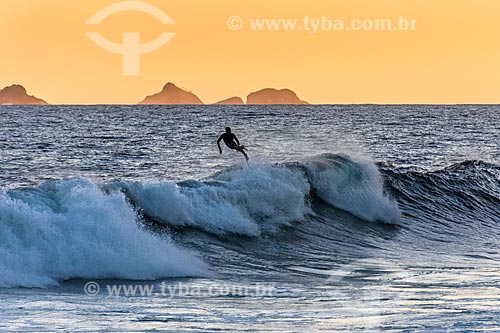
[115,154,399,238]
[0,154,400,287]
[0,179,207,287]
[118,164,311,236]
[303,154,401,223]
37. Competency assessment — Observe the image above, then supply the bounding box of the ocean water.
[0,105,499,332]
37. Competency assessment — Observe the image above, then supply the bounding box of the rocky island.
[0,84,48,105]
[214,97,244,105]
[139,82,204,104]
[246,88,307,104]
[138,83,308,105]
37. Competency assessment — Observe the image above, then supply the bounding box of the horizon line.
[2,103,500,106]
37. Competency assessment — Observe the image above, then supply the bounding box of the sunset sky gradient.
[1,0,499,104]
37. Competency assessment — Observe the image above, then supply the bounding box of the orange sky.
[0,0,499,104]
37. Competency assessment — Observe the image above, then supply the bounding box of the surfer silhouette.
[217,127,249,161]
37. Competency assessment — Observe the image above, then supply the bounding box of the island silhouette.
[246,88,307,105]
[215,97,244,105]
[0,82,308,105]
[139,82,204,105]
[0,84,47,105]
[140,82,308,105]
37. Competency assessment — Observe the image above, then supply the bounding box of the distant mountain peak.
[247,88,307,105]
[162,82,177,90]
[140,82,204,104]
[6,84,27,94]
[0,84,48,105]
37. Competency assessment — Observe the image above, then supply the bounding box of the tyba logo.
[86,1,175,76]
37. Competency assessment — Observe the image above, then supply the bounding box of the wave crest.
[0,179,207,287]
[117,153,401,236]
[300,154,401,223]
[0,153,401,287]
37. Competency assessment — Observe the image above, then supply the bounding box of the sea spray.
[0,179,207,287]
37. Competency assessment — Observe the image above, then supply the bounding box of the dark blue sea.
[1,105,499,332]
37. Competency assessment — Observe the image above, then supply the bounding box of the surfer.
[217,127,249,161]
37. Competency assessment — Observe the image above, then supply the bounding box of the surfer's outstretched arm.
[217,135,223,154]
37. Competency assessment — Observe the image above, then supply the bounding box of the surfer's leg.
[235,146,249,161]
[240,149,249,161]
